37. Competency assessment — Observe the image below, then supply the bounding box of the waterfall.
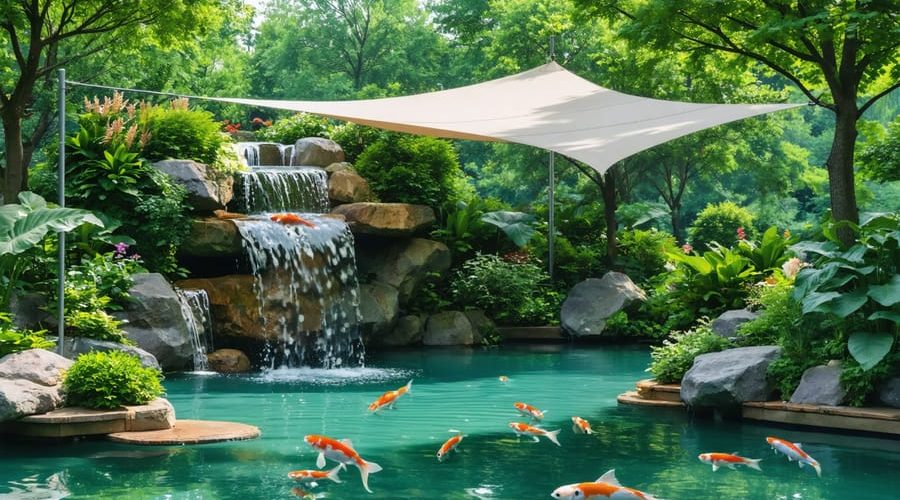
[235,215,363,368]
[176,289,214,371]
[238,167,330,214]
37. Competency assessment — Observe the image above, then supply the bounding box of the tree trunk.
[826,103,860,245]
[1,107,26,203]
[670,204,683,243]
[600,171,618,265]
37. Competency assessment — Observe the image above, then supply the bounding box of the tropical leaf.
[481,211,536,248]
[0,192,103,256]
[800,291,841,315]
[868,310,900,324]
[791,240,839,258]
[848,331,895,371]
[818,289,868,318]
[868,274,900,307]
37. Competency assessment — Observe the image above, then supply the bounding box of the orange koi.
[436,433,465,462]
[508,422,561,446]
[514,401,545,421]
[551,470,661,499]
[288,464,343,484]
[270,213,316,227]
[368,380,412,413]
[767,436,821,477]
[698,452,762,472]
[304,435,382,493]
[571,416,594,435]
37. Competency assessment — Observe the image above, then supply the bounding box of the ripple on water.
[250,366,415,385]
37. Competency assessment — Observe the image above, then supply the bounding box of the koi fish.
[766,436,821,477]
[551,470,661,499]
[304,435,383,493]
[509,422,561,446]
[698,452,762,472]
[514,401,545,421]
[291,487,318,499]
[288,464,343,485]
[270,213,316,227]
[571,416,594,435]
[437,433,465,462]
[499,376,509,383]
[368,380,413,413]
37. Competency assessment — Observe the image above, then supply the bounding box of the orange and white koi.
[509,422,561,446]
[368,380,412,413]
[288,464,343,485]
[766,436,821,477]
[698,452,762,472]
[270,213,316,227]
[550,470,662,499]
[571,416,594,435]
[514,401,545,421]
[436,433,465,462]
[290,487,318,499]
[304,435,383,493]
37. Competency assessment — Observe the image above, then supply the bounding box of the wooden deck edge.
[741,405,900,436]
[617,391,686,408]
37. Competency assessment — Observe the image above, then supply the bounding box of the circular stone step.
[107,420,260,445]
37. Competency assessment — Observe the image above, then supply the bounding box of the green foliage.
[67,252,144,312]
[327,122,385,163]
[858,114,900,183]
[735,226,795,273]
[689,201,756,250]
[648,319,733,384]
[141,104,229,166]
[356,134,466,208]
[63,351,163,410]
[618,228,678,283]
[665,243,756,316]
[0,313,53,358]
[450,254,559,326]
[603,311,669,340]
[256,113,331,144]
[65,310,132,345]
[405,272,452,315]
[840,352,898,407]
[480,211,536,248]
[738,280,801,346]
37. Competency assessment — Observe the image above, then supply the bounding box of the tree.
[0,0,220,203]
[574,1,900,241]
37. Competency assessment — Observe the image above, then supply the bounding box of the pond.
[1,345,898,499]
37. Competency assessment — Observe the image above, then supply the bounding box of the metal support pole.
[548,151,555,280]
[57,69,65,355]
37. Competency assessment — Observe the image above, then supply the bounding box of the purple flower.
[129,253,141,261]
[114,242,130,256]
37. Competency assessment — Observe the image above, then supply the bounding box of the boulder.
[331,203,436,237]
[8,292,53,330]
[711,309,760,340]
[356,238,451,304]
[0,349,72,387]
[463,310,492,344]
[424,311,476,346]
[292,138,345,167]
[358,282,399,336]
[206,349,251,373]
[878,377,900,408]
[62,337,160,370]
[790,362,847,406]
[560,272,646,337]
[328,168,374,204]
[380,315,425,346]
[115,273,192,371]
[179,218,243,258]
[325,162,354,175]
[257,143,288,166]
[152,160,234,211]
[681,346,782,409]
[0,349,72,421]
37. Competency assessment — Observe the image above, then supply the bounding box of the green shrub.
[65,310,132,345]
[63,351,163,409]
[141,104,228,166]
[67,252,144,311]
[327,122,384,163]
[689,201,755,250]
[604,311,669,340]
[450,254,560,325]
[648,320,733,383]
[666,243,756,316]
[735,226,795,274]
[256,113,331,144]
[738,280,801,346]
[618,228,678,283]
[356,134,465,208]
[0,313,54,358]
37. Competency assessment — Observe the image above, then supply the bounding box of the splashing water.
[238,167,330,214]
[176,288,214,371]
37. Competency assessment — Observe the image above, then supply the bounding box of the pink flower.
[113,242,129,257]
[782,257,804,279]
[682,243,693,254]
[737,226,746,240]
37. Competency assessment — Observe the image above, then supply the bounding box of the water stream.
[176,288,214,371]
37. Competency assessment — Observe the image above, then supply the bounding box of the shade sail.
[212,62,802,174]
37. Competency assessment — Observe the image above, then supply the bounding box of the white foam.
[251,366,413,385]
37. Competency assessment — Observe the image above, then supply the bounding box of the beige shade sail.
[212,62,803,175]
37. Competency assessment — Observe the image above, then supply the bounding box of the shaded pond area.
[1,345,898,499]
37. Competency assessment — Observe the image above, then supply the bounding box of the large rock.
[358,282,399,336]
[206,349,251,373]
[152,160,234,211]
[328,168,374,204]
[115,273,192,371]
[561,272,646,337]
[711,309,760,340]
[9,292,53,330]
[0,349,72,421]
[790,362,847,406]
[380,315,425,346]
[356,238,451,304]
[681,346,782,409]
[62,337,160,370]
[292,138,345,167]
[179,218,243,258]
[331,203,436,237]
[424,311,476,346]
[878,377,900,408]
[325,162,354,175]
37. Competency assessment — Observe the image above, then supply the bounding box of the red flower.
[682,243,693,254]
[736,226,746,240]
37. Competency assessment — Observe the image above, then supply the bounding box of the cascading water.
[176,289,214,371]
[230,141,363,368]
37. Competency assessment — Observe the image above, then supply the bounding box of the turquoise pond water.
[1,345,899,499]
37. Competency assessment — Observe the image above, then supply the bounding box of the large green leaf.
[868,311,900,324]
[0,193,103,256]
[791,240,839,258]
[819,289,868,318]
[868,274,900,307]
[801,291,841,315]
[848,331,895,371]
[480,211,536,248]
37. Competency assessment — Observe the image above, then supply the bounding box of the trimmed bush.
[65,310,132,345]
[63,350,163,409]
[141,104,227,166]
[618,228,678,283]
[256,112,331,144]
[688,201,755,250]
[648,320,733,383]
